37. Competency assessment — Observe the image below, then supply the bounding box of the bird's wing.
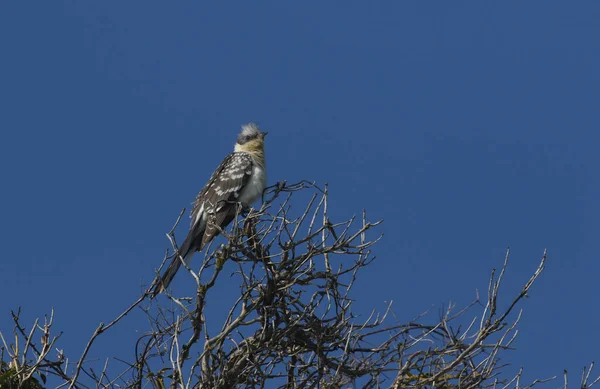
[192,152,254,250]
[150,152,253,298]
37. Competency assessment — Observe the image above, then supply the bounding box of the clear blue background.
[1,1,599,386]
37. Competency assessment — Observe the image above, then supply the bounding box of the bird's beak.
[262,131,269,138]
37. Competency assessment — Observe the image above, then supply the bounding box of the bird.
[151,123,268,297]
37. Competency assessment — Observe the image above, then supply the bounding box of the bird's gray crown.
[237,122,266,145]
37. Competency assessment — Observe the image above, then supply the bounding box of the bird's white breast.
[238,164,267,206]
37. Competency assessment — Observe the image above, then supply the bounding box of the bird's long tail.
[150,233,196,298]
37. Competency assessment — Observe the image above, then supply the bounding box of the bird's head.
[235,122,268,154]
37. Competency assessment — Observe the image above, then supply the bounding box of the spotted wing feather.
[191,152,254,250]
[150,153,253,298]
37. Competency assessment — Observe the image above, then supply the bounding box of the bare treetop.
[1,182,596,389]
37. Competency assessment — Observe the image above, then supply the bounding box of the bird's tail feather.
[150,232,196,298]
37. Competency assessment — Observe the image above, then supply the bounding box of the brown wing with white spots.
[191,152,254,249]
[150,153,253,298]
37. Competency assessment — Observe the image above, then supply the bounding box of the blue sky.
[1,1,599,386]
